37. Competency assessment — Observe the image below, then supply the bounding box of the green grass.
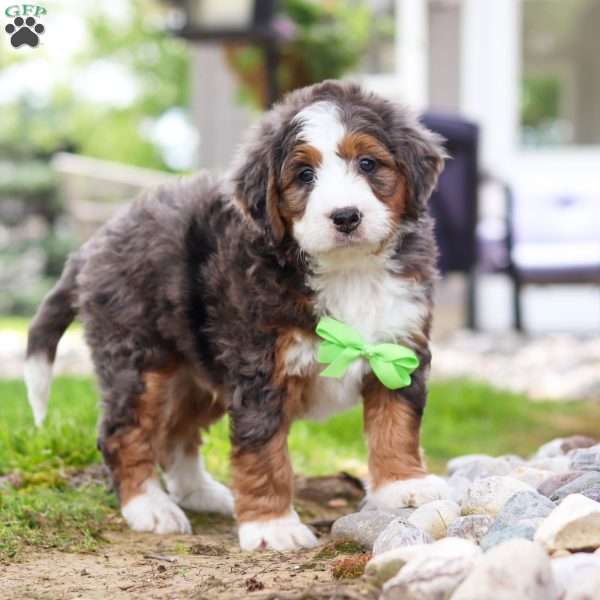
[0,485,116,560]
[1,375,600,561]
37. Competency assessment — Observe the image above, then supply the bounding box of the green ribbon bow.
[315,317,419,390]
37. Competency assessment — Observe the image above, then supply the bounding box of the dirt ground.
[1,475,379,600]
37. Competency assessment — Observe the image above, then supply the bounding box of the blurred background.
[1,1,600,565]
[0,0,598,399]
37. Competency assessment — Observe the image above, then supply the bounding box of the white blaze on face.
[291,101,393,256]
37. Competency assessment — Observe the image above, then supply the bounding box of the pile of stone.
[431,331,600,402]
[332,435,600,599]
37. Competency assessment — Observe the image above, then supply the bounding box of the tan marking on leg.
[232,336,312,523]
[363,376,425,490]
[106,369,174,505]
[231,426,293,523]
[157,367,226,468]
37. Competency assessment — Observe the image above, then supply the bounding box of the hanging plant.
[226,0,371,109]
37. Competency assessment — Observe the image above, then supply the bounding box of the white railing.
[52,152,178,240]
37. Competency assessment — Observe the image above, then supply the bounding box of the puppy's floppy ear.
[389,111,447,218]
[231,123,285,244]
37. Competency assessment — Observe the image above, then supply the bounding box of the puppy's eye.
[358,157,377,173]
[298,167,315,184]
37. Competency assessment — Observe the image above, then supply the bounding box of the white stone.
[509,466,555,489]
[529,457,571,474]
[533,438,572,460]
[447,454,494,476]
[461,476,535,517]
[407,499,461,540]
[448,473,471,506]
[447,515,495,544]
[448,456,512,481]
[564,570,600,600]
[535,493,600,552]
[372,520,433,555]
[366,537,481,585]
[551,553,600,598]
[452,539,560,600]
[382,553,477,600]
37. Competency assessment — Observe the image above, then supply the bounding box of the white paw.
[176,478,235,516]
[122,479,192,534]
[239,510,319,552]
[369,474,450,510]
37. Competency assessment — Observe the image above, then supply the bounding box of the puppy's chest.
[282,268,426,420]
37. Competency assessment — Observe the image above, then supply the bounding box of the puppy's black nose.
[330,207,362,234]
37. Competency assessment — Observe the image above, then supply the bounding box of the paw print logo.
[5,16,45,48]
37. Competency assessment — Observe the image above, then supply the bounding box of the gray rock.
[535,493,600,552]
[509,466,554,488]
[580,485,600,503]
[479,491,555,550]
[461,476,534,517]
[447,515,494,544]
[551,553,600,599]
[492,490,556,526]
[480,522,542,551]
[570,444,600,472]
[452,539,560,600]
[360,502,415,522]
[447,454,492,476]
[530,457,571,474]
[331,510,397,548]
[450,457,512,482]
[448,473,471,506]
[533,436,597,460]
[498,454,526,468]
[382,554,476,600]
[550,472,600,503]
[373,519,433,555]
[366,537,481,585]
[538,471,585,498]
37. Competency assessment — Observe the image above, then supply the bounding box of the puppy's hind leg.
[159,369,234,516]
[100,367,192,535]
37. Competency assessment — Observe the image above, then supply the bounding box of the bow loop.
[315,317,419,390]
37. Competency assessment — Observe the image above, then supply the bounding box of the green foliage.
[0,1,190,170]
[522,75,561,129]
[0,160,57,206]
[284,0,371,83]
[231,0,371,108]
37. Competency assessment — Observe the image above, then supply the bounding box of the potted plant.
[226,0,371,109]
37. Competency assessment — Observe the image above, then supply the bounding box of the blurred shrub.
[0,0,190,171]
[0,159,75,316]
[227,0,371,108]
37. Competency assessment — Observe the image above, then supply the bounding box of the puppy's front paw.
[176,478,235,516]
[239,510,319,551]
[369,474,450,510]
[122,480,192,534]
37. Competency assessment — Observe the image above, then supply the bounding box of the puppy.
[25,80,448,551]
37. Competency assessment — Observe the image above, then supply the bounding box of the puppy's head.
[231,81,445,258]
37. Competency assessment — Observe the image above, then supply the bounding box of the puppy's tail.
[25,255,80,426]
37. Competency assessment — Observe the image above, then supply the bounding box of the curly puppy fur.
[25,81,446,550]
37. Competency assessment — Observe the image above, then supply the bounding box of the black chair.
[423,112,600,331]
[421,113,480,329]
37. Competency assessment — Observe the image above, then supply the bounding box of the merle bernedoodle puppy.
[25,80,448,551]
